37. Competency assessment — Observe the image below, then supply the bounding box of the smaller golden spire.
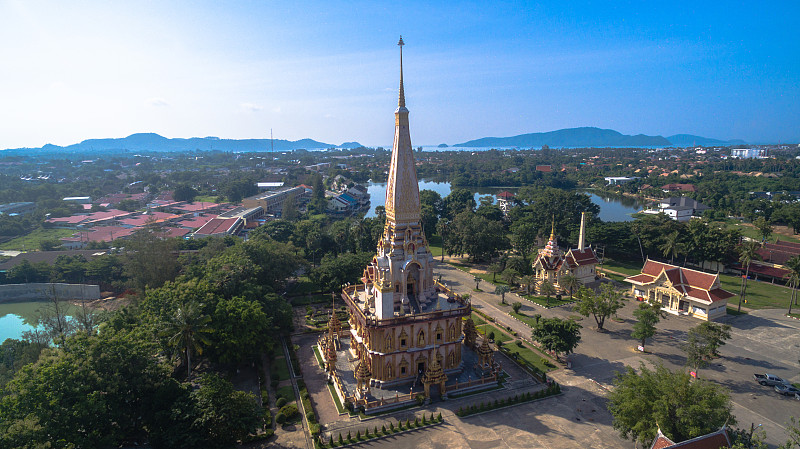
[549,215,555,241]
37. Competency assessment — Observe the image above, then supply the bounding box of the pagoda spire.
[549,215,555,241]
[384,36,420,225]
[398,36,405,109]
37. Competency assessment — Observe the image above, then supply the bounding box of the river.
[364,181,643,222]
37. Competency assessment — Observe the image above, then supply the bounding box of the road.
[434,261,800,447]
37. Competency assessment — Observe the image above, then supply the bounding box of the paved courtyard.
[435,261,800,448]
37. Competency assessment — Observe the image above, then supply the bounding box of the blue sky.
[0,1,798,149]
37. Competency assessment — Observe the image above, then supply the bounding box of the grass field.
[510,311,540,328]
[502,342,556,373]
[193,195,220,203]
[469,312,487,326]
[276,385,296,403]
[271,356,291,382]
[475,322,512,343]
[0,228,77,251]
[718,221,800,244]
[521,293,574,308]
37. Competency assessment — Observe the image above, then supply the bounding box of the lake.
[0,301,78,343]
[364,181,643,222]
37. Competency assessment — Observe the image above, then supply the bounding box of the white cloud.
[147,97,169,107]
[240,102,263,112]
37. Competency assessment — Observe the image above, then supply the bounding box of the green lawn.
[193,195,220,203]
[598,259,643,277]
[719,221,800,244]
[276,385,296,403]
[502,342,556,373]
[469,312,487,326]
[719,275,792,310]
[521,294,574,308]
[287,276,319,297]
[291,294,330,306]
[271,356,291,382]
[312,345,324,368]
[0,228,77,251]
[428,235,443,257]
[475,322,512,343]
[510,311,540,328]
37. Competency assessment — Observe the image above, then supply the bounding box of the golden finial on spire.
[398,36,406,109]
[549,215,555,241]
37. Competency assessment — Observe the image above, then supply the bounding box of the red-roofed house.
[192,217,242,237]
[650,426,731,449]
[60,226,136,248]
[531,213,600,293]
[536,165,552,173]
[118,211,180,227]
[625,259,734,321]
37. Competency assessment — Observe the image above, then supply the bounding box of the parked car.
[754,373,790,386]
[774,384,800,396]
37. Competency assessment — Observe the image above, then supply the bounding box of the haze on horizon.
[1,0,798,150]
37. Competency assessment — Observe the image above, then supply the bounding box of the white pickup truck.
[753,373,790,386]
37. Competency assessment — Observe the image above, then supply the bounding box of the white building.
[731,148,766,159]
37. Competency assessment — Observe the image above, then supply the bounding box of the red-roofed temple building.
[625,260,734,321]
[531,212,600,293]
[650,426,731,449]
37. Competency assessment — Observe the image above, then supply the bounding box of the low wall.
[0,283,101,303]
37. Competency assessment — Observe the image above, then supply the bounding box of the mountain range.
[1,133,364,156]
[455,127,745,148]
[1,127,746,155]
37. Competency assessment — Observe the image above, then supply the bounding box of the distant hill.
[666,134,746,147]
[456,127,669,147]
[2,133,363,155]
[456,127,743,148]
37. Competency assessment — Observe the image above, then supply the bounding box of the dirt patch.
[70,296,132,312]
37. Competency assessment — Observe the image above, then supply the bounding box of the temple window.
[400,338,406,348]
[400,365,406,375]
[436,332,442,342]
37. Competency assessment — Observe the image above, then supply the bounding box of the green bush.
[275,412,286,424]
[381,424,387,434]
[306,411,316,423]
[437,412,442,422]
[280,403,299,420]
[276,397,287,408]
[309,423,320,436]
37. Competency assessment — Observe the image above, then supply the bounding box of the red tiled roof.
[662,183,696,192]
[651,434,675,449]
[61,226,135,243]
[176,215,216,229]
[194,217,240,236]
[497,191,515,199]
[172,202,220,212]
[625,259,733,303]
[650,427,731,449]
[118,212,180,227]
[536,165,552,172]
[162,227,191,238]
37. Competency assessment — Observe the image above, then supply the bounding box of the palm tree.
[787,256,800,315]
[501,268,520,288]
[737,240,761,313]
[560,274,580,299]
[163,302,213,380]
[659,231,683,264]
[540,280,557,307]
[495,285,510,304]
[521,275,536,295]
[488,263,503,283]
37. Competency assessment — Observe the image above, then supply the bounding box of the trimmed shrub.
[306,411,316,423]
[414,417,420,426]
[276,397,287,408]
[437,412,442,422]
[338,433,343,445]
[309,423,320,436]
[275,412,286,424]
[280,403,299,420]
[390,422,395,431]
[374,425,378,436]
[347,431,352,442]
[422,414,427,424]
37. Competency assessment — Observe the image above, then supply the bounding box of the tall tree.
[786,256,800,314]
[753,216,773,242]
[682,321,732,376]
[659,231,683,264]
[162,302,213,380]
[559,274,580,299]
[487,262,503,283]
[539,280,557,307]
[495,285,510,304]
[737,240,762,312]
[124,228,179,293]
[608,363,736,447]
[573,284,626,331]
[631,302,663,351]
[531,317,581,360]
